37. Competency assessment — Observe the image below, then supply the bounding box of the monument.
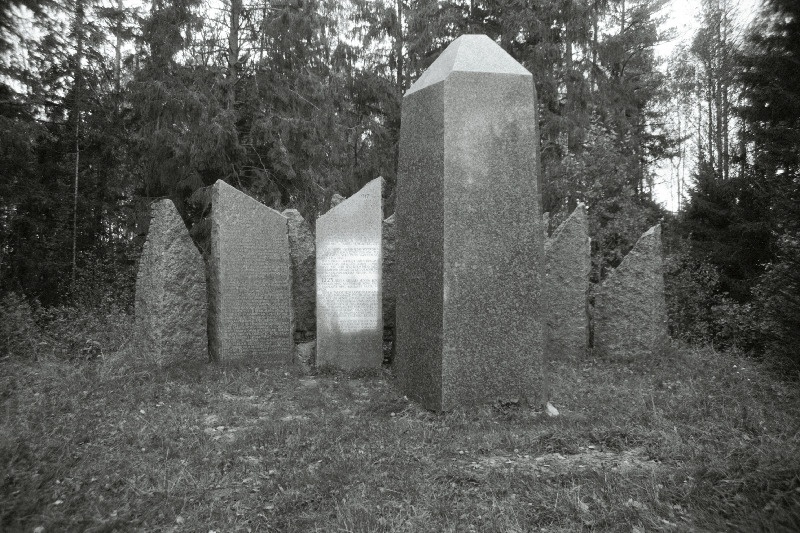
[208,180,293,363]
[134,199,208,365]
[594,224,668,359]
[315,178,383,369]
[544,203,590,361]
[395,34,545,411]
[282,208,316,342]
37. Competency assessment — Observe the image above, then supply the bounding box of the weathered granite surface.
[282,209,316,342]
[594,224,668,359]
[316,178,383,370]
[208,180,293,363]
[382,213,396,342]
[544,203,590,361]
[395,34,545,411]
[134,199,208,365]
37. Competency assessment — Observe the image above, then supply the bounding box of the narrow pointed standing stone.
[282,208,316,342]
[544,204,590,361]
[395,35,545,411]
[135,199,208,365]
[208,180,293,363]
[594,224,668,359]
[316,178,383,370]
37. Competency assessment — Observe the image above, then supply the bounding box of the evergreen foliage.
[738,0,800,363]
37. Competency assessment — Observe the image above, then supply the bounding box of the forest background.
[0,0,798,366]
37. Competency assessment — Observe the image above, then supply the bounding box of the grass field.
[2,340,799,532]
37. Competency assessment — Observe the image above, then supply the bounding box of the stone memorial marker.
[208,180,293,363]
[316,178,383,369]
[544,203,590,361]
[134,199,208,365]
[594,224,668,359]
[395,34,545,411]
[282,209,316,342]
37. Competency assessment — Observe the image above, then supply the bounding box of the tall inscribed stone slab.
[134,199,208,365]
[544,203,590,361]
[395,34,545,411]
[316,178,383,369]
[208,180,293,363]
[594,224,668,359]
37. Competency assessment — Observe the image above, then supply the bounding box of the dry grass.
[2,340,799,532]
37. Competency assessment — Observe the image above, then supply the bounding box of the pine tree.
[739,0,800,361]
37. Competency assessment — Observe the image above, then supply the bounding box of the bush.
[664,247,762,353]
[0,292,45,360]
[709,298,762,353]
[753,232,800,366]
[664,253,722,344]
[34,304,133,361]
[0,292,133,362]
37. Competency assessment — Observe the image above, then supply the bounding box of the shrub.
[664,247,763,353]
[710,298,761,353]
[0,292,45,360]
[753,232,800,367]
[664,253,722,344]
[0,292,133,362]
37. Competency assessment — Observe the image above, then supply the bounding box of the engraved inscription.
[210,180,292,362]
[315,177,383,369]
[318,243,380,332]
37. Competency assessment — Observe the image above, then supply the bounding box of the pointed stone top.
[212,179,286,219]
[611,223,662,275]
[405,34,531,96]
[147,199,187,241]
[546,203,589,253]
[151,198,181,223]
[642,223,661,238]
[320,177,382,222]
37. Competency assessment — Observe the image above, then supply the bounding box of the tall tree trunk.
[396,0,403,91]
[738,120,747,180]
[722,81,729,180]
[714,14,728,179]
[591,0,599,93]
[565,25,577,152]
[114,0,122,93]
[708,75,714,173]
[697,98,704,164]
[676,110,682,211]
[72,0,85,294]
[721,4,730,181]
[227,0,241,110]
[259,1,267,65]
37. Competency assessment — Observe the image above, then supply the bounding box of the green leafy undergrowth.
[1,343,798,532]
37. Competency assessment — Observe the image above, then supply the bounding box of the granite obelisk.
[395,35,545,411]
